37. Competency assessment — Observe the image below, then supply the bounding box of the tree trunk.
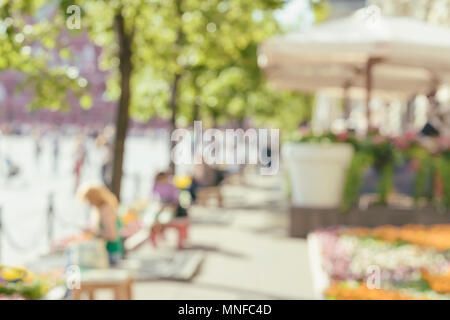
[111,12,133,200]
[168,73,181,173]
[193,100,200,122]
[168,0,184,173]
[365,58,376,133]
[238,115,245,129]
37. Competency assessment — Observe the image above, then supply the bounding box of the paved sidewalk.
[120,173,314,300]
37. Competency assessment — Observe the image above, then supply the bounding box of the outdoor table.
[72,269,133,300]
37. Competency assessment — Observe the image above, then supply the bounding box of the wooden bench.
[72,269,133,300]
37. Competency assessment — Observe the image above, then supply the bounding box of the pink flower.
[405,130,417,141]
[337,132,348,142]
[372,135,386,145]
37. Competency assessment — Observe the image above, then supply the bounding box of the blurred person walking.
[96,126,115,190]
[51,134,60,174]
[33,132,43,167]
[4,155,20,180]
[73,136,87,192]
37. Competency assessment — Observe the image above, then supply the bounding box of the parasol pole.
[365,58,375,133]
[343,81,351,120]
[404,94,417,133]
[427,78,440,112]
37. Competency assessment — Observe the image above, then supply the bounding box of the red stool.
[150,218,189,249]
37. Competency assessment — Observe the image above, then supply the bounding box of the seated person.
[151,171,189,248]
[152,171,188,220]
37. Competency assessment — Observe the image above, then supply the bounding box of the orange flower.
[422,270,450,294]
[325,283,421,300]
[343,224,450,251]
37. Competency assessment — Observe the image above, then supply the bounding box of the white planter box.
[283,142,354,208]
[307,232,329,299]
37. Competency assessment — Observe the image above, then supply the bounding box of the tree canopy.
[0,0,89,112]
[1,0,315,197]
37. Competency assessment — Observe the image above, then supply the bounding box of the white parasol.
[259,6,450,127]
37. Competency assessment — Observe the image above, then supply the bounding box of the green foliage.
[62,0,289,126]
[413,155,434,204]
[2,0,313,132]
[0,278,48,300]
[310,0,330,23]
[80,94,93,109]
[434,152,450,208]
[66,0,312,129]
[340,152,372,212]
[0,1,90,114]
[2,0,317,197]
[126,0,292,126]
[290,131,337,144]
[377,162,393,205]
[408,146,449,208]
[340,147,395,212]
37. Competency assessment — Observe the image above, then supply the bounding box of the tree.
[0,1,89,115]
[310,0,331,23]
[1,1,132,199]
[97,0,288,184]
[78,0,290,178]
[127,0,285,126]
[3,0,314,199]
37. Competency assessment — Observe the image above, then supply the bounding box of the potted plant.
[282,132,354,208]
[341,131,450,212]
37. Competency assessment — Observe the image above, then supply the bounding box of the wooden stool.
[197,186,223,207]
[72,269,133,300]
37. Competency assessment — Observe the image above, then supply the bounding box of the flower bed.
[311,224,450,300]
[0,266,62,300]
[325,281,447,300]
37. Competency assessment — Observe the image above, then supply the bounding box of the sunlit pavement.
[1,135,313,299]
[125,173,314,300]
